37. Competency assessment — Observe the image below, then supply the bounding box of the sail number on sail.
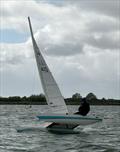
[41,66,48,72]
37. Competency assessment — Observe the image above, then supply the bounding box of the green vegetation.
[0,93,120,105]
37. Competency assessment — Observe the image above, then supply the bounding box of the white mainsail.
[28,17,68,114]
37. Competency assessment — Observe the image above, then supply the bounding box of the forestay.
[28,17,68,114]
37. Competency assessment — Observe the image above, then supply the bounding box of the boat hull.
[37,115,102,126]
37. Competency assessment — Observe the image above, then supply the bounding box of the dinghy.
[28,17,102,133]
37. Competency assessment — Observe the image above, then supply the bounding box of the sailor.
[75,98,90,116]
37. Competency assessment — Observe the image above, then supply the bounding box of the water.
[0,105,120,152]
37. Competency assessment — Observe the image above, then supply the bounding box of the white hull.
[37,114,102,126]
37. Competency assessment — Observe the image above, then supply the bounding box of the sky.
[0,0,120,99]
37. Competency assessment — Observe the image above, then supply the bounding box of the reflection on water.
[0,105,120,152]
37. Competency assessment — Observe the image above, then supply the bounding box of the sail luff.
[28,17,49,103]
[28,17,68,114]
[28,17,34,40]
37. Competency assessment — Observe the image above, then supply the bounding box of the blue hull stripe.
[37,116,102,121]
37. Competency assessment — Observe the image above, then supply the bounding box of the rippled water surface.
[0,105,120,152]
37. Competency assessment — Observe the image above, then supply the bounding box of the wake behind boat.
[28,17,102,133]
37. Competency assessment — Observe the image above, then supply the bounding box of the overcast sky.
[0,0,120,99]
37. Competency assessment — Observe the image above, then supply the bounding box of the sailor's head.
[82,97,86,103]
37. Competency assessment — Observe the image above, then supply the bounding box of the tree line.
[0,93,120,105]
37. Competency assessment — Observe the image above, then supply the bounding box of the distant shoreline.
[0,96,120,105]
[0,100,120,106]
[0,103,120,106]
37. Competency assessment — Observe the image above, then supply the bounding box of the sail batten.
[28,17,68,114]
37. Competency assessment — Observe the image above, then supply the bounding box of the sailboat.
[28,17,102,133]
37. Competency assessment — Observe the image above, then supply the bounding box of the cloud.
[1,0,119,56]
[46,49,119,98]
[0,0,119,99]
[68,0,120,19]
[85,32,120,50]
[0,40,34,73]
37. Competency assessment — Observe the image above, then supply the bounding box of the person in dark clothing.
[75,98,90,116]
